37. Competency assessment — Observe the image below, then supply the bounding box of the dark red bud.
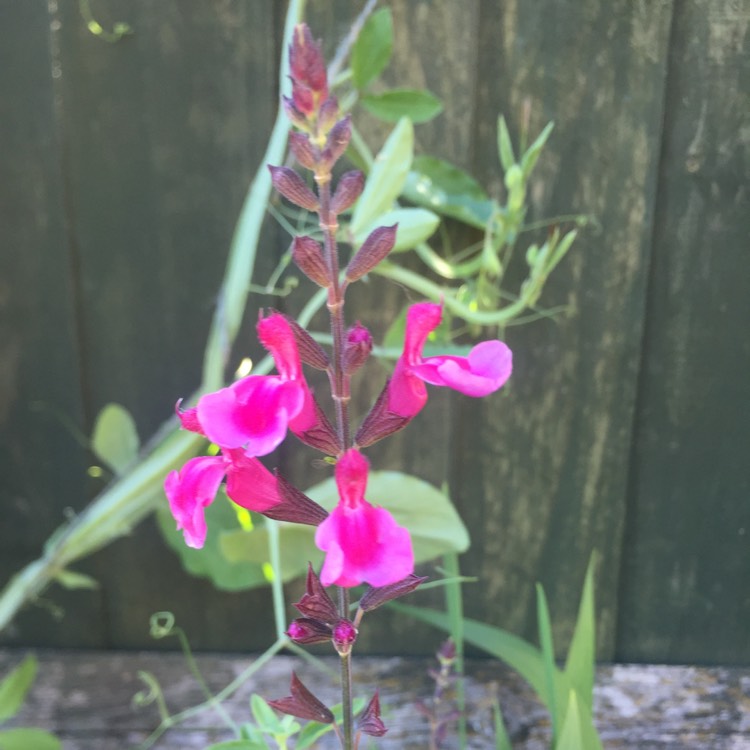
[332,619,357,655]
[317,96,340,134]
[291,235,330,287]
[343,322,373,374]
[268,672,334,724]
[289,131,319,171]
[282,95,310,131]
[331,170,365,215]
[285,315,330,370]
[269,166,319,211]
[287,618,332,645]
[355,380,413,448]
[262,473,329,527]
[289,24,327,94]
[438,638,457,665]
[358,691,387,737]
[346,224,398,282]
[359,574,428,612]
[322,115,351,168]
[294,563,339,624]
[291,79,315,116]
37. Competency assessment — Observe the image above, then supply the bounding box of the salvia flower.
[315,449,413,587]
[164,449,281,549]
[357,301,513,446]
[178,312,339,456]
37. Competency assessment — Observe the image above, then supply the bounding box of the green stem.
[267,520,287,640]
[443,552,466,748]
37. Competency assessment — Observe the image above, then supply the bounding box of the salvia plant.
[162,24,513,749]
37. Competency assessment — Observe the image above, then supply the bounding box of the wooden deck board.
[1,650,748,748]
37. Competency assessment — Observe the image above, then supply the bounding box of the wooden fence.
[1,0,747,665]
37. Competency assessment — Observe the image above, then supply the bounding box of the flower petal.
[386,358,428,417]
[164,456,226,548]
[224,451,282,512]
[197,376,304,455]
[315,502,414,588]
[402,302,442,366]
[413,340,512,396]
[257,313,303,381]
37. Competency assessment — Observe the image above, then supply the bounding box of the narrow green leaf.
[493,699,512,750]
[555,691,583,750]
[564,553,597,712]
[536,584,559,741]
[90,403,140,474]
[361,89,443,123]
[0,728,61,750]
[351,7,393,89]
[353,208,439,253]
[53,569,99,590]
[497,115,516,171]
[350,118,413,236]
[0,655,37,723]
[521,121,554,177]
[295,721,335,749]
[403,155,494,229]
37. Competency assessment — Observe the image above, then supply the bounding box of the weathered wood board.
[1,649,748,749]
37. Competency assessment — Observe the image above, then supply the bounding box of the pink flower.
[177,313,339,457]
[315,450,413,588]
[164,450,281,548]
[389,302,513,417]
[356,302,512,448]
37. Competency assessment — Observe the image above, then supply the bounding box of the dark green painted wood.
[0,0,105,647]
[0,0,747,663]
[448,0,674,658]
[616,0,750,665]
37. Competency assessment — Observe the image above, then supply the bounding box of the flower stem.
[339,587,354,749]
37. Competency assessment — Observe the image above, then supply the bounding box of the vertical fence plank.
[617,0,750,664]
[449,0,674,657]
[0,1,105,646]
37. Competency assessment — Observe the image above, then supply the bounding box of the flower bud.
[282,96,309,131]
[289,131,318,171]
[291,235,330,287]
[332,619,357,655]
[268,672,334,724]
[330,170,365,215]
[287,617,332,645]
[262,473,329,526]
[343,322,372,374]
[346,224,398,282]
[289,24,327,97]
[294,563,339,624]
[358,691,387,737]
[318,96,340,134]
[359,573,428,612]
[269,166,319,212]
[321,115,351,168]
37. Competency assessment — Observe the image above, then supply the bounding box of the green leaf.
[0,728,61,750]
[536,584,559,740]
[403,155,494,229]
[520,121,554,178]
[222,472,470,581]
[91,403,140,474]
[492,699,512,750]
[0,655,37,723]
[564,553,597,712]
[556,690,583,750]
[250,693,284,734]
[204,742,268,750]
[156,493,270,591]
[53,569,99,590]
[361,89,443,124]
[350,118,413,236]
[351,7,393,89]
[353,208,439,253]
[497,115,516,172]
